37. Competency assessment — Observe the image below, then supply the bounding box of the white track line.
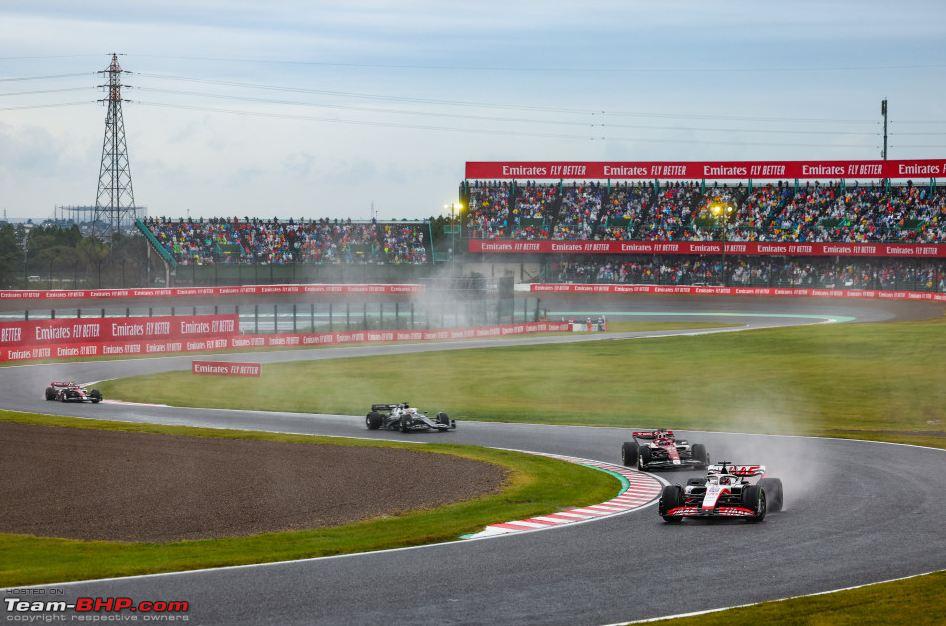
[607,569,945,625]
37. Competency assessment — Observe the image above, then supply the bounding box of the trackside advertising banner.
[0,322,570,363]
[192,361,262,377]
[0,283,423,301]
[0,314,239,350]
[465,159,946,180]
[467,240,946,258]
[526,283,946,302]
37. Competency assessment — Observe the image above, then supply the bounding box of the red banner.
[0,314,239,349]
[0,283,424,302]
[465,159,946,180]
[192,361,261,377]
[528,283,946,302]
[468,239,946,258]
[0,321,571,363]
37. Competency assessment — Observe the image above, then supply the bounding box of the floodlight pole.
[881,99,888,161]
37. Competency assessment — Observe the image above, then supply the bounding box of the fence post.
[292,303,297,332]
[254,304,259,334]
[171,306,175,316]
[100,308,105,318]
[77,308,81,319]
[395,301,400,330]
[328,302,333,331]
[51,309,55,320]
[363,302,368,330]
[310,303,315,331]
[126,307,130,318]
[346,302,350,329]
[24,310,29,321]
[379,302,384,329]
[273,304,278,334]
[410,302,415,329]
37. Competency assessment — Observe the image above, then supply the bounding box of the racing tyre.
[621,442,639,467]
[758,478,783,513]
[436,412,451,429]
[742,485,767,523]
[89,389,102,404]
[45,387,56,401]
[400,415,411,433]
[638,445,652,470]
[691,443,709,467]
[366,412,383,430]
[659,485,684,523]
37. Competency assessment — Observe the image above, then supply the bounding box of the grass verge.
[643,570,946,626]
[0,410,618,587]
[100,315,946,449]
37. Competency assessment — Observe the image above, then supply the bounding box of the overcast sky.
[1,1,945,220]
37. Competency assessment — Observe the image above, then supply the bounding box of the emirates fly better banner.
[0,314,239,350]
[467,240,946,258]
[465,159,946,180]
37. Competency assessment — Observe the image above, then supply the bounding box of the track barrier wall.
[0,321,570,364]
[0,283,423,301]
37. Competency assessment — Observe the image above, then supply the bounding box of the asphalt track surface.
[2,297,945,625]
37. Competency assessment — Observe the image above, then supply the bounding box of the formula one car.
[621,429,709,470]
[365,403,455,432]
[45,381,103,403]
[658,462,784,523]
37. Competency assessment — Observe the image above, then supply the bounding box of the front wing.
[663,505,757,518]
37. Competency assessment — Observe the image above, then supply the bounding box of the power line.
[136,85,881,136]
[136,72,879,124]
[0,72,92,82]
[135,99,877,148]
[0,87,93,97]
[129,53,946,74]
[0,101,94,111]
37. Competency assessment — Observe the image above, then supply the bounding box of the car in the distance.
[45,381,103,403]
[366,403,455,432]
[621,429,709,470]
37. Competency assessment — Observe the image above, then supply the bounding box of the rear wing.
[632,430,675,440]
[49,381,73,388]
[707,463,766,477]
[371,403,401,412]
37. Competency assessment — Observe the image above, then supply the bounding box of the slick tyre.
[436,412,451,428]
[758,478,784,513]
[659,485,684,523]
[691,443,709,467]
[743,485,767,523]
[366,412,383,430]
[621,442,639,467]
[45,387,56,401]
[400,415,411,433]
[638,445,652,470]
[89,389,102,404]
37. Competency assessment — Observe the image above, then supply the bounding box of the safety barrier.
[0,283,424,301]
[520,283,946,302]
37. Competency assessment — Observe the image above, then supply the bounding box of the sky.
[1,0,945,220]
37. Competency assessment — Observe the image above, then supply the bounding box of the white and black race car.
[45,381,103,403]
[366,403,455,432]
[621,429,709,470]
[658,462,784,523]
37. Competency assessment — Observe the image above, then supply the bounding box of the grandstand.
[130,158,945,293]
[460,179,946,244]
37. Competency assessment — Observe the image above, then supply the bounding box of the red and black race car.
[45,381,103,403]
[621,429,709,470]
[658,462,784,523]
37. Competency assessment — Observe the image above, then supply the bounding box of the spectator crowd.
[144,217,429,265]
[464,181,946,243]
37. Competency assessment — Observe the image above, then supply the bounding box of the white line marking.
[608,569,945,625]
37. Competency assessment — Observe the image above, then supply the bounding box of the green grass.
[0,411,618,587]
[100,315,946,449]
[646,570,946,626]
